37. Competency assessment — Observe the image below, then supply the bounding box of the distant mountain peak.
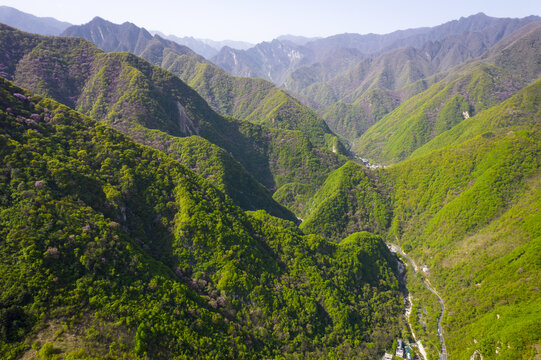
[465,12,490,18]
[90,16,106,22]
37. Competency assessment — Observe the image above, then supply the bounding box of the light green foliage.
[0,78,402,359]
[0,24,347,219]
[322,88,400,143]
[117,125,296,221]
[301,161,390,241]
[412,76,541,158]
[276,74,541,359]
[384,126,540,359]
[355,64,524,164]
[1,19,540,360]
[145,33,346,153]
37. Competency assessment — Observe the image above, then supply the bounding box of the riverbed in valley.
[388,243,447,360]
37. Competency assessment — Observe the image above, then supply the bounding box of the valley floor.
[388,243,447,360]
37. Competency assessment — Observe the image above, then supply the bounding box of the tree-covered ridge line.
[0,11,539,360]
[410,72,541,159]
[206,13,539,152]
[60,17,346,153]
[306,134,540,359]
[300,161,391,241]
[294,73,540,358]
[0,23,347,219]
[353,22,541,164]
[0,77,404,359]
[284,20,540,162]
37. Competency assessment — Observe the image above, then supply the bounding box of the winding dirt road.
[388,243,447,360]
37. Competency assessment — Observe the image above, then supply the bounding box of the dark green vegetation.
[0,23,346,219]
[1,9,541,360]
[0,78,403,359]
[300,161,390,241]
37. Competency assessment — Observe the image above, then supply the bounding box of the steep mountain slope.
[124,128,296,221]
[212,13,539,87]
[62,16,165,55]
[1,24,347,218]
[299,161,390,241]
[151,31,254,59]
[0,77,404,359]
[60,18,343,151]
[300,19,541,145]
[411,76,541,158]
[212,39,313,84]
[0,6,71,35]
[286,78,541,359]
[384,127,540,359]
[207,13,539,153]
[354,23,541,164]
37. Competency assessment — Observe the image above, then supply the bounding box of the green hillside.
[285,78,541,358]
[1,12,540,360]
[60,18,345,153]
[0,77,403,359]
[0,24,346,218]
[384,126,540,359]
[321,88,400,142]
[354,63,525,163]
[283,22,540,154]
[120,128,295,221]
[411,72,541,159]
[354,24,540,164]
[161,53,340,149]
[300,161,390,241]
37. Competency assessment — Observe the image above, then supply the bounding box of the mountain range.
[151,31,253,59]
[0,7,540,360]
[60,17,344,152]
[211,13,540,150]
[0,6,71,35]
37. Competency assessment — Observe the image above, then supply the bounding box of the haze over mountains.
[0,6,255,58]
[210,13,540,147]
[151,31,254,59]
[0,6,540,360]
[0,6,71,35]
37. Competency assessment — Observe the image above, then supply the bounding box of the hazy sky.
[2,0,540,43]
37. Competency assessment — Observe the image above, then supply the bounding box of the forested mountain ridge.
[305,18,541,147]
[297,76,541,358]
[383,125,540,359]
[0,23,347,218]
[0,77,404,359]
[411,75,541,158]
[354,23,541,164]
[210,13,540,154]
[1,7,540,360]
[61,17,344,152]
[299,161,390,242]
